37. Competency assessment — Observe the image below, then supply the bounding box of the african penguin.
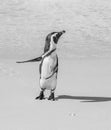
[16,30,66,101]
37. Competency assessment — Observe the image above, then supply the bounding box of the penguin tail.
[16,56,42,63]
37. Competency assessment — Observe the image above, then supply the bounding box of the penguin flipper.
[16,56,42,63]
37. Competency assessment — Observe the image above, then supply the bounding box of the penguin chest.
[41,56,56,78]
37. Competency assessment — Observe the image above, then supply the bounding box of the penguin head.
[51,30,66,44]
[44,30,66,53]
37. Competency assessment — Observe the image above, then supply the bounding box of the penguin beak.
[57,30,66,37]
[60,30,66,35]
[61,30,66,34]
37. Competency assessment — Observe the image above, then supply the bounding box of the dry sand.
[0,59,111,130]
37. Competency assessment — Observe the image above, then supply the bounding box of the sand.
[0,59,111,130]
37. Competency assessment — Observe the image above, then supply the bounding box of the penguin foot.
[35,91,45,100]
[48,92,55,101]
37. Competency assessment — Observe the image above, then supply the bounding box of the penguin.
[16,30,66,101]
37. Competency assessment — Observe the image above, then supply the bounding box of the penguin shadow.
[55,95,111,102]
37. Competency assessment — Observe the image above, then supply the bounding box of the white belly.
[40,73,57,90]
[41,55,56,78]
[40,53,57,90]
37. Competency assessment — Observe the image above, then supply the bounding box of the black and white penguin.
[16,30,66,101]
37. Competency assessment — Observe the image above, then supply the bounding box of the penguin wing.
[16,50,48,64]
[16,48,56,63]
[53,56,58,73]
[16,56,42,63]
